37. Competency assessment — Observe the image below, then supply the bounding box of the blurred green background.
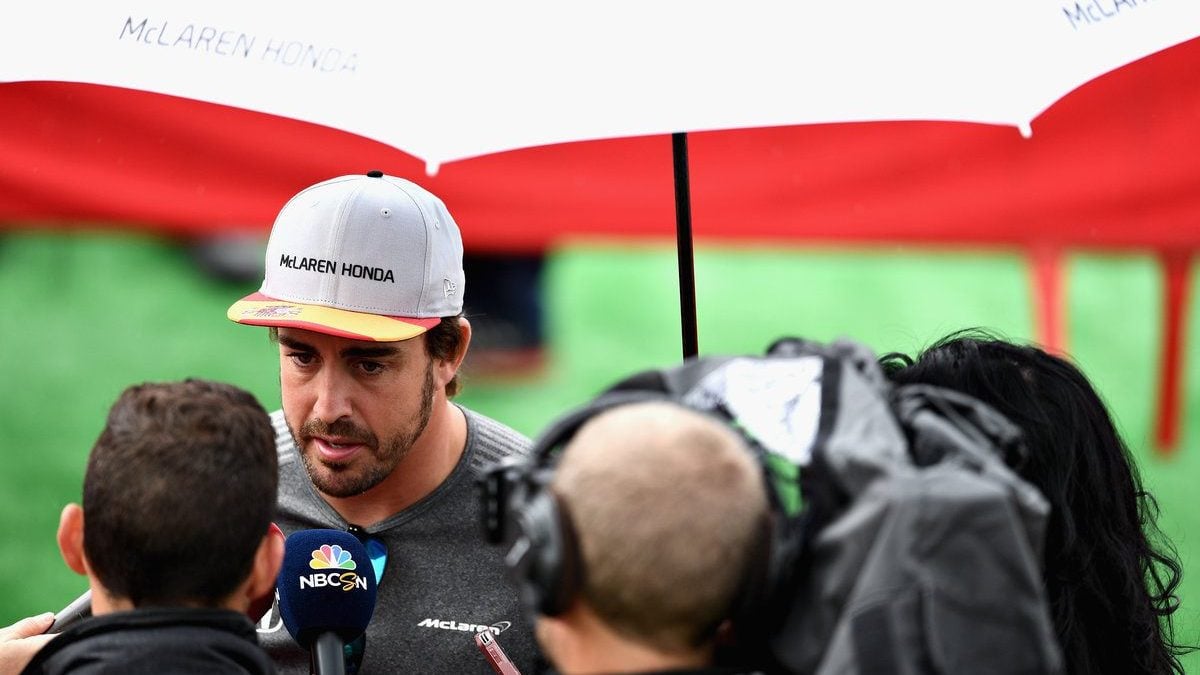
[1,231,1196,669]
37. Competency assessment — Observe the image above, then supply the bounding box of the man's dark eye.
[288,353,315,365]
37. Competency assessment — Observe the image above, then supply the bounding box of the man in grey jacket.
[227,171,538,673]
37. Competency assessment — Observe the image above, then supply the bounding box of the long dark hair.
[881,330,1190,675]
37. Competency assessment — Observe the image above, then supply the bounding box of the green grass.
[2,232,1197,670]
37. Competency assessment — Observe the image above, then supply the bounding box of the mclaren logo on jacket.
[417,618,511,635]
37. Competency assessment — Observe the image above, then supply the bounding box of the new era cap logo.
[444,278,458,298]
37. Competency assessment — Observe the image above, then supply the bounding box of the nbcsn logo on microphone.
[299,544,369,592]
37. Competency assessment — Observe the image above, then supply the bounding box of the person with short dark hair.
[19,379,282,675]
[881,331,1192,675]
[534,401,769,674]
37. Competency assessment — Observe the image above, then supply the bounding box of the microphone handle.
[48,590,93,634]
[311,632,346,675]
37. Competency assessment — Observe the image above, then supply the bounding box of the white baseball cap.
[227,171,465,341]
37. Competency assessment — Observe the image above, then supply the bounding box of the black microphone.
[277,529,378,675]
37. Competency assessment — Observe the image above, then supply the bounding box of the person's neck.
[88,583,244,616]
[88,586,132,615]
[322,400,467,527]
[555,611,711,674]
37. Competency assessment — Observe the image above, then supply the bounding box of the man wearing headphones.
[528,401,770,674]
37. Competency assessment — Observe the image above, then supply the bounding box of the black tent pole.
[672,132,699,359]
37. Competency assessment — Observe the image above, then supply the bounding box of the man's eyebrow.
[342,345,401,359]
[277,335,315,352]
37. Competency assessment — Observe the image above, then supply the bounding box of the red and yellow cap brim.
[227,292,440,342]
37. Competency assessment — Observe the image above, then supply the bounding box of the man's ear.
[435,317,472,386]
[245,524,285,609]
[453,317,472,369]
[56,504,88,577]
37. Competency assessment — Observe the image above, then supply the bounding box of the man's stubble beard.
[294,363,436,499]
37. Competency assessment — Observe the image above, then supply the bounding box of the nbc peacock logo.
[299,544,367,591]
[309,544,357,570]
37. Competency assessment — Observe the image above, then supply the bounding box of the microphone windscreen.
[277,529,378,647]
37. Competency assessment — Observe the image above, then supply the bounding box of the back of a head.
[883,331,1187,675]
[551,401,769,655]
[83,379,278,607]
